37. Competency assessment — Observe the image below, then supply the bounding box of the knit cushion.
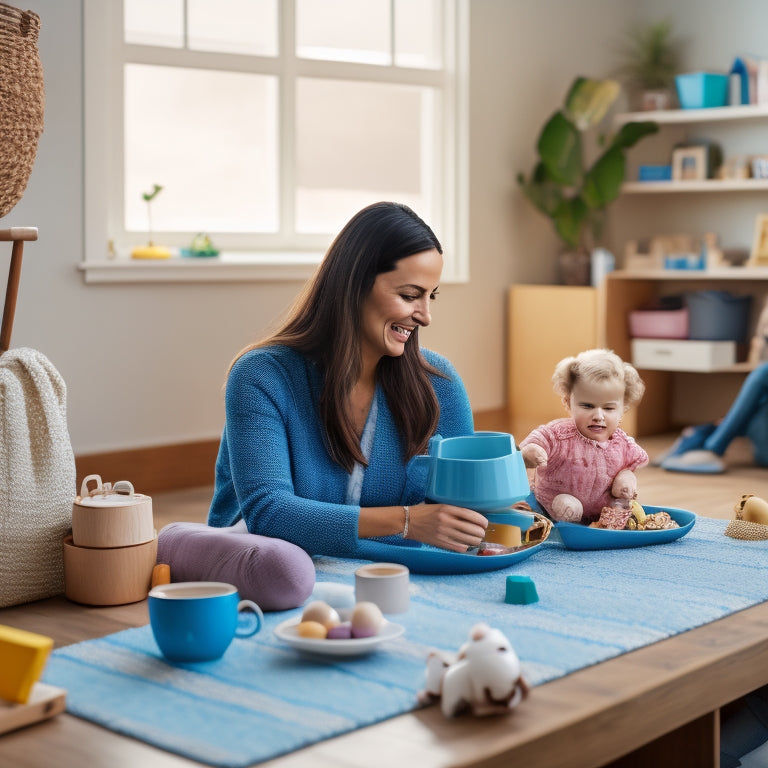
[0,347,76,607]
[156,522,316,611]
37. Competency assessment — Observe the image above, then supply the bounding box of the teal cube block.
[505,575,538,605]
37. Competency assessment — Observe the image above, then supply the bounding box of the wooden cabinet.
[606,104,768,434]
[506,285,598,441]
[604,269,768,436]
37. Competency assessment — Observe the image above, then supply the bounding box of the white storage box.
[632,339,737,371]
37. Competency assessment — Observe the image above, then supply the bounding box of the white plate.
[274,617,405,656]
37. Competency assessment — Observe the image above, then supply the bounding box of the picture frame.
[750,213,768,266]
[672,146,708,181]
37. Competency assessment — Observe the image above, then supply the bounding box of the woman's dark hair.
[234,201,445,471]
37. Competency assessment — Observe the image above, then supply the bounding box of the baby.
[519,348,648,524]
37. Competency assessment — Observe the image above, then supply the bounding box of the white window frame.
[80,0,469,284]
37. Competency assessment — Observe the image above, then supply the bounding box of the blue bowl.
[412,432,530,511]
[555,506,696,551]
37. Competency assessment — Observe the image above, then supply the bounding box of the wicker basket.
[0,3,44,219]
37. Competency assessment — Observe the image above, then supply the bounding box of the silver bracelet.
[401,505,410,539]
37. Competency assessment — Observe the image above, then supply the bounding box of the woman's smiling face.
[359,248,442,368]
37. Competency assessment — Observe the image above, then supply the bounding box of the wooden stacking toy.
[63,475,157,606]
[0,624,66,735]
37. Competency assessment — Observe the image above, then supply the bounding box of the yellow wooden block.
[0,625,54,704]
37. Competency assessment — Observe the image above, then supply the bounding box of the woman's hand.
[407,503,488,553]
[611,468,638,500]
[521,444,548,469]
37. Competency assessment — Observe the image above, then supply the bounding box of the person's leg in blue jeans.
[663,362,768,473]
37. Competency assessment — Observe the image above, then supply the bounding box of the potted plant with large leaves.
[517,77,658,284]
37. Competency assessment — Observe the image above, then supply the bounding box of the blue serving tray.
[353,531,549,575]
[554,506,696,551]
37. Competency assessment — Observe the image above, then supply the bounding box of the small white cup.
[355,563,410,614]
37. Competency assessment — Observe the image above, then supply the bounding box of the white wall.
[8,0,757,456]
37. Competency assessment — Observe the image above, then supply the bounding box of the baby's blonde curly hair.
[552,348,645,409]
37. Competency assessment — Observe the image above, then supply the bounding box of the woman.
[208,202,488,557]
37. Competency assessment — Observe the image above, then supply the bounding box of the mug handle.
[235,599,264,638]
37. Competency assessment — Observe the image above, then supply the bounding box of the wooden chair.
[0,226,37,353]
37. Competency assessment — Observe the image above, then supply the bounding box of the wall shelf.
[615,104,768,126]
[623,179,768,193]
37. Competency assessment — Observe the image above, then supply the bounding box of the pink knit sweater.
[519,419,649,518]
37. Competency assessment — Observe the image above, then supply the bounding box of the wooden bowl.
[71,495,154,548]
[62,533,157,606]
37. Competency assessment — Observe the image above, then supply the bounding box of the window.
[82,0,469,283]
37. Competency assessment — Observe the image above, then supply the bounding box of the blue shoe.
[661,449,725,474]
[651,423,717,466]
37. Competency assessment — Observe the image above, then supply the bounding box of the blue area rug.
[43,516,768,767]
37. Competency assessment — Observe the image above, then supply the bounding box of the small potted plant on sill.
[131,183,172,260]
[616,18,682,112]
[517,76,658,285]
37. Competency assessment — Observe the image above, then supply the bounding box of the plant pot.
[640,88,674,111]
[559,250,591,286]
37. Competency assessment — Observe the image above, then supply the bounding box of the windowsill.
[78,251,323,284]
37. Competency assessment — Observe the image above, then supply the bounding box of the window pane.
[124,64,278,233]
[124,0,184,48]
[395,0,442,69]
[296,0,390,65]
[188,0,278,56]
[295,78,436,233]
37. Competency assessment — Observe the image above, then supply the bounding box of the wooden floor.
[150,432,768,530]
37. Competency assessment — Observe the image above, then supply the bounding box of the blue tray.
[352,532,549,575]
[554,506,696,551]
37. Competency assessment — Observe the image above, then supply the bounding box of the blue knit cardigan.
[207,345,474,557]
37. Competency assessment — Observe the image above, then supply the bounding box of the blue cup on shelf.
[411,432,530,512]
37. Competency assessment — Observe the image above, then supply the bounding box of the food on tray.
[301,600,341,629]
[642,511,679,530]
[626,499,647,530]
[296,599,384,640]
[587,500,679,532]
[350,602,384,638]
[596,505,632,530]
[297,620,328,639]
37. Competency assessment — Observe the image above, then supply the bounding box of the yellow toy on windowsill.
[131,183,172,260]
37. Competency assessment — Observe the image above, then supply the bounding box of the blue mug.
[411,431,530,512]
[148,581,263,663]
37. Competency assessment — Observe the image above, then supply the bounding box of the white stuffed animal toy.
[419,622,529,717]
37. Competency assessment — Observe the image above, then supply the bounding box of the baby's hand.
[522,444,548,469]
[611,469,637,500]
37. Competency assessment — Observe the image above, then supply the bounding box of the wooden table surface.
[0,579,766,768]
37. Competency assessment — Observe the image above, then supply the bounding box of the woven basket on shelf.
[0,3,44,219]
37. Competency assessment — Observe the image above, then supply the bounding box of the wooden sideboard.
[603,268,768,436]
[507,271,768,438]
[506,284,598,441]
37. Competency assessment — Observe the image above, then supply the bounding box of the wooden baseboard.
[75,409,512,495]
[75,439,220,496]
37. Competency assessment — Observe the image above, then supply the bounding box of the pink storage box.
[629,308,689,339]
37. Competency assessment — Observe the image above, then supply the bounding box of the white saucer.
[274,617,405,657]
